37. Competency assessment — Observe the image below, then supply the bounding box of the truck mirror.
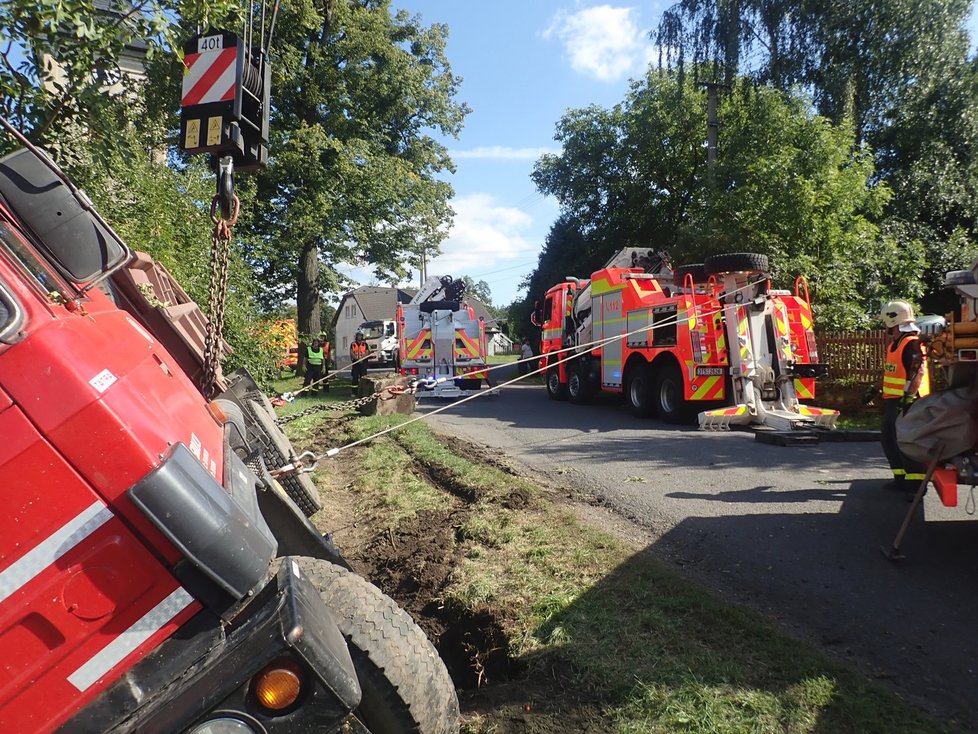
[387,323,395,335]
[530,301,541,327]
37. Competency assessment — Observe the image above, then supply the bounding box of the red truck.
[534,248,837,431]
[0,144,458,733]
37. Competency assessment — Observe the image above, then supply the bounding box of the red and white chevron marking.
[181,47,236,107]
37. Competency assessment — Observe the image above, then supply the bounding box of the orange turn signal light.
[207,400,228,427]
[252,659,303,711]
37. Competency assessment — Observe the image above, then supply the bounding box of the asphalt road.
[417,378,978,729]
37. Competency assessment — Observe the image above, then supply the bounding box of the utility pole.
[696,80,730,187]
[419,251,427,287]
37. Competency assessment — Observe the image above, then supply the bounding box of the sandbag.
[897,383,978,463]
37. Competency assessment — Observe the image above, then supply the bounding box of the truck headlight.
[188,718,256,734]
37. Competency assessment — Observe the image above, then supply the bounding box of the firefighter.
[350,331,369,393]
[879,300,931,492]
[304,337,327,394]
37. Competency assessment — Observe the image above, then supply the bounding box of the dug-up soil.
[301,417,616,733]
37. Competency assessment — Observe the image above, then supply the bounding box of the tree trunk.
[298,238,321,341]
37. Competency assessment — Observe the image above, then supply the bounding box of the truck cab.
[0,144,458,732]
[357,319,398,367]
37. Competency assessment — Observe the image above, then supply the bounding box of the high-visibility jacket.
[883,335,930,399]
[307,346,324,366]
[351,341,368,359]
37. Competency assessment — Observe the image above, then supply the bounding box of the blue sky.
[342,2,978,308]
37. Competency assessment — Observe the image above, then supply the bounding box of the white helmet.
[881,300,915,328]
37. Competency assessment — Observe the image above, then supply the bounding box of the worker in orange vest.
[350,331,369,393]
[879,300,931,492]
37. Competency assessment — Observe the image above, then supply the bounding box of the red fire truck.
[0,143,458,732]
[534,248,838,431]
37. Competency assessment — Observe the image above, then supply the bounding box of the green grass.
[285,411,957,734]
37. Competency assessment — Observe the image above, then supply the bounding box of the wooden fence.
[815,330,887,380]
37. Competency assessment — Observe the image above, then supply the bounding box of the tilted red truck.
[0,145,458,732]
[533,248,838,431]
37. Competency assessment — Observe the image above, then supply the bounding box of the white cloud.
[544,5,657,82]
[426,193,537,278]
[451,145,559,160]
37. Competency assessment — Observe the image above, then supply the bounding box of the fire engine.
[0,142,458,731]
[397,274,490,398]
[533,247,838,431]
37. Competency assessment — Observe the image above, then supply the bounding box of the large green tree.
[654,0,978,315]
[0,0,238,154]
[530,71,894,328]
[246,0,468,338]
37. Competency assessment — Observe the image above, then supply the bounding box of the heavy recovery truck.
[896,259,978,522]
[0,142,459,731]
[533,248,838,431]
[397,275,489,398]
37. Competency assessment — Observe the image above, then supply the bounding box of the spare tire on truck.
[674,263,707,284]
[301,558,460,733]
[703,252,769,276]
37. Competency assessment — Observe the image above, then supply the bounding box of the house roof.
[333,285,496,327]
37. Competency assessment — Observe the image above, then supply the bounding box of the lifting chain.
[200,157,238,400]
[276,384,414,425]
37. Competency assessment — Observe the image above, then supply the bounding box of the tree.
[529,71,894,328]
[0,0,237,157]
[245,0,469,339]
[654,1,978,315]
[460,276,493,308]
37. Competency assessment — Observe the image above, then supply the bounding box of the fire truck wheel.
[567,364,592,404]
[300,558,460,734]
[547,368,568,400]
[653,363,688,424]
[703,252,769,276]
[625,363,655,417]
[675,263,707,283]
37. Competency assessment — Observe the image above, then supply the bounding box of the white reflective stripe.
[68,587,194,691]
[0,501,112,604]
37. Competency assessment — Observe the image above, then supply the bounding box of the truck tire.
[300,558,460,734]
[625,363,655,418]
[546,368,568,400]
[653,363,688,424]
[246,399,322,517]
[567,363,592,404]
[674,263,707,283]
[703,252,769,276]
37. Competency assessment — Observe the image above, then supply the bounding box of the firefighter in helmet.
[350,331,369,393]
[879,300,931,491]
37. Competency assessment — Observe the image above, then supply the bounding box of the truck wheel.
[213,398,248,454]
[300,558,459,734]
[546,368,568,400]
[654,363,688,424]
[674,263,707,283]
[703,252,769,276]
[625,363,655,418]
[567,364,592,404]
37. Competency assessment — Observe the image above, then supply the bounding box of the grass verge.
[287,410,956,734]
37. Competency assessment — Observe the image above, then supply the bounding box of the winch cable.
[273,275,770,474]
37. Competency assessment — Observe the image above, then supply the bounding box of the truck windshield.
[360,324,386,339]
[0,220,70,300]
